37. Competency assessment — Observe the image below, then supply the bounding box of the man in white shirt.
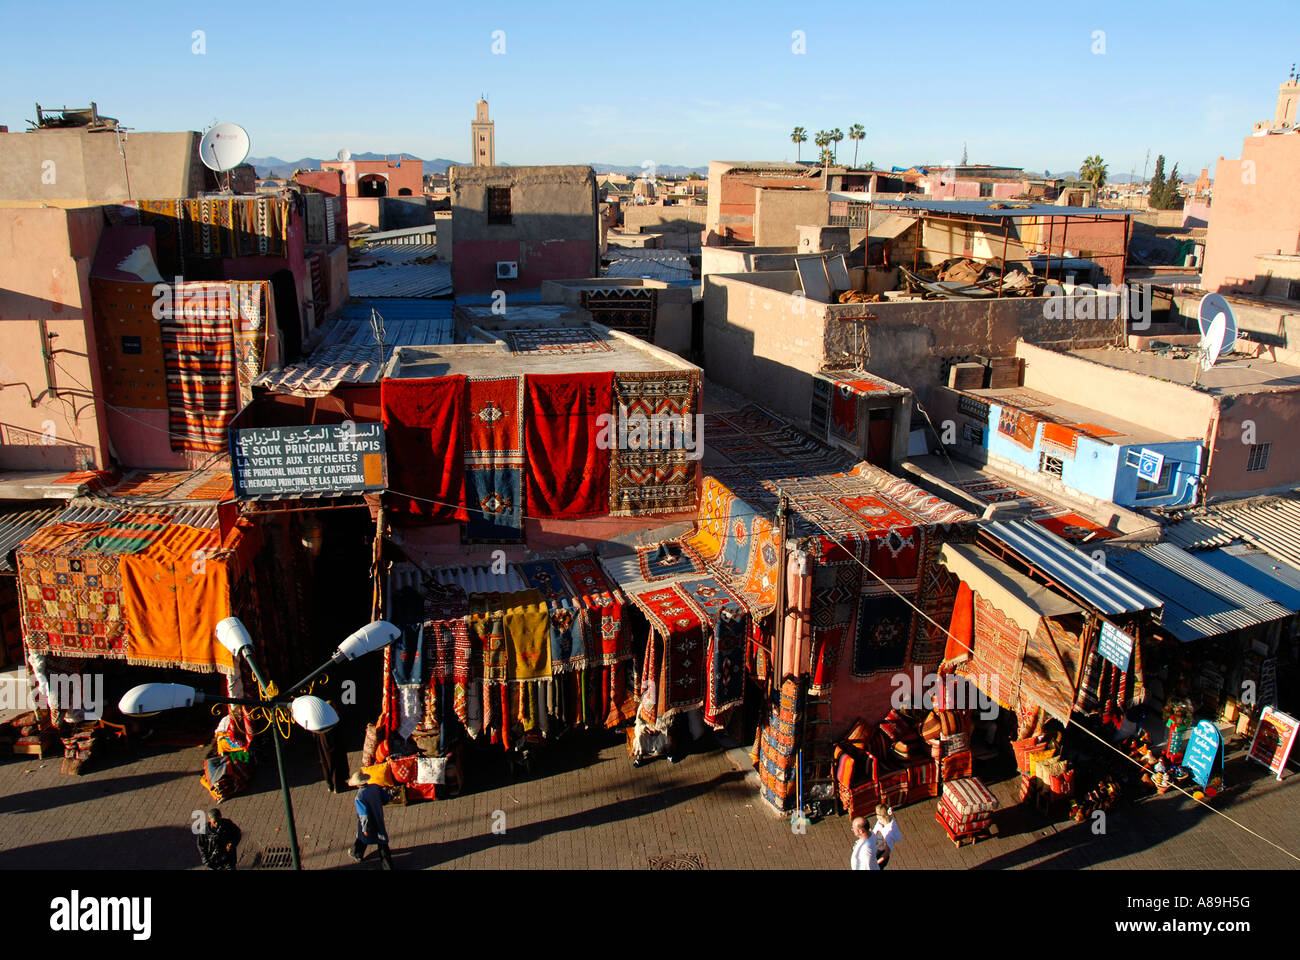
[850,816,881,870]
[873,804,902,868]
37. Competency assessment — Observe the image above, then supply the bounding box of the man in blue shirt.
[349,771,394,869]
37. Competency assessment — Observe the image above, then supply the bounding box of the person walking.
[349,770,394,869]
[197,808,241,870]
[850,816,880,870]
[873,804,902,868]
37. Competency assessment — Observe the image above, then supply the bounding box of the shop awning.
[939,542,1082,635]
[940,543,1085,724]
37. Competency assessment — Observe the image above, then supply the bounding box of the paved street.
[1,722,1297,871]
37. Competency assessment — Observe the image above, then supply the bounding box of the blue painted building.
[948,387,1203,509]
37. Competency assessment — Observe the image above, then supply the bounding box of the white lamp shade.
[291,695,339,733]
[119,683,199,716]
[215,617,253,657]
[336,620,401,660]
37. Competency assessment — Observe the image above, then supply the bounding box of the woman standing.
[873,805,902,868]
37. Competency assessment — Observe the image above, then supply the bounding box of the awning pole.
[772,490,789,690]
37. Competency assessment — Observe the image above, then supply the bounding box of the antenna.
[199,123,250,173]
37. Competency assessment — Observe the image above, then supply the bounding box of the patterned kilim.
[137,197,291,272]
[109,472,193,498]
[956,593,1031,711]
[997,407,1040,450]
[504,327,612,355]
[52,470,118,493]
[677,576,749,726]
[990,392,1051,408]
[636,542,705,582]
[579,288,657,341]
[517,559,589,673]
[468,594,509,682]
[851,594,916,676]
[757,678,803,812]
[16,523,127,660]
[422,581,472,683]
[557,552,630,665]
[162,284,239,453]
[187,471,235,502]
[633,583,706,718]
[463,376,525,541]
[609,371,700,516]
[83,512,174,554]
[90,278,169,409]
[504,589,551,681]
[911,531,964,669]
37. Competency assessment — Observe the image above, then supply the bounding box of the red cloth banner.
[524,372,613,519]
[381,376,468,520]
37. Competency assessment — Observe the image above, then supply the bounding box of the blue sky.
[1,0,1293,177]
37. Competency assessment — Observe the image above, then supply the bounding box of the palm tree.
[1079,154,1108,189]
[791,126,808,162]
[815,130,831,172]
[849,124,866,168]
[830,128,844,163]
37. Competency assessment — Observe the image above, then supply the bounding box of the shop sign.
[1184,720,1224,787]
[1249,706,1299,782]
[1098,620,1133,672]
[231,423,386,497]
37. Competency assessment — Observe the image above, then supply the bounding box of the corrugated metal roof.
[1161,516,1240,552]
[431,565,528,595]
[871,197,1137,220]
[53,503,219,529]
[347,260,452,298]
[983,519,1163,617]
[0,504,61,572]
[255,297,454,395]
[1209,496,1300,571]
[603,248,693,284]
[1103,542,1292,642]
[1195,547,1300,612]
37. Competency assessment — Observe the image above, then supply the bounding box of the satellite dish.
[337,148,352,163]
[199,122,250,172]
[1201,313,1227,371]
[1197,292,1237,361]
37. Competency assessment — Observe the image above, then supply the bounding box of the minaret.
[472,98,495,166]
[1274,66,1299,130]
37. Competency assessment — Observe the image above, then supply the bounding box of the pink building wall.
[1201,134,1300,292]
[0,207,111,471]
[321,159,424,198]
[452,238,597,295]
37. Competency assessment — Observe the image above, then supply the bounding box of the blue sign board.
[1137,449,1164,483]
[1184,720,1224,788]
[1098,621,1133,672]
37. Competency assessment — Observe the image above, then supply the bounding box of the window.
[1039,452,1064,477]
[1246,442,1272,473]
[979,181,993,198]
[961,422,984,445]
[487,187,512,224]
[1136,462,1174,497]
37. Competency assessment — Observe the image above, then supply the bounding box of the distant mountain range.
[248,154,463,178]
[248,154,709,180]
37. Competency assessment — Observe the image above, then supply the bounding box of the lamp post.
[120,617,400,871]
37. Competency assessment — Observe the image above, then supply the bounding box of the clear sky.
[1,0,1293,178]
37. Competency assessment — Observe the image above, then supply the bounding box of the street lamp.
[119,617,400,871]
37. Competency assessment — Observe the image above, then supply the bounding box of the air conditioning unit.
[496,261,518,280]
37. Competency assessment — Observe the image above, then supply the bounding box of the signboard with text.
[1136,449,1164,483]
[1097,620,1134,672]
[231,423,386,497]
[1183,720,1224,788]
[1248,706,1299,781]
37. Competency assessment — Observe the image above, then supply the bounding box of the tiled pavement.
[1,724,1297,870]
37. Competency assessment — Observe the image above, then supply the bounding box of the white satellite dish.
[1201,312,1227,371]
[1197,292,1237,361]
[337,148,352,163]
[199,122,250,172]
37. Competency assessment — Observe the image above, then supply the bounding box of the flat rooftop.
[969,385,1184,445]
[391,324,696,378]
[1070,347,1300,396]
